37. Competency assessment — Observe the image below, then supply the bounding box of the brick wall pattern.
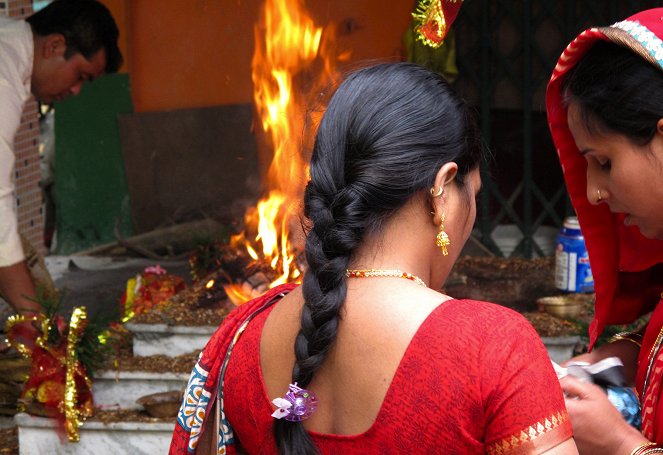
[3,0,45,255]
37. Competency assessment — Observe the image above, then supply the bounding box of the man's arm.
[0,83,38,315]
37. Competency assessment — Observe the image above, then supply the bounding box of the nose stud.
[596,188,603,202]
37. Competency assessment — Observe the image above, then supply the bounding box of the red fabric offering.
[170,284,571,454]
[119,265,185,321]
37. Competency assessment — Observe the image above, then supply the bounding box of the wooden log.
[74,219,227,258]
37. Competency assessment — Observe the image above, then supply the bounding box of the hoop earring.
[436,213,450,256]
[430,187,443,197]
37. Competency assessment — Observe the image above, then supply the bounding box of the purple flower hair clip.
[271,382,318,422]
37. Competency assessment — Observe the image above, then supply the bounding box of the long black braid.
[273,62,482,454]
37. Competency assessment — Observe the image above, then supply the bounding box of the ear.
[42,34,66,59]
[435,162,458,187]
[653,118,663,153]
[431,162,458,224]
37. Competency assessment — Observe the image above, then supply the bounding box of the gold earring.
[436,213,450,256]
[430,187,443,197]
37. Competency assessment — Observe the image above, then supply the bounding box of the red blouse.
[222,295,572,454]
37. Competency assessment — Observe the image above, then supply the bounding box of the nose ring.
[597,188,603,202]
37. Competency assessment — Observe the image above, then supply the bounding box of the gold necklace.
[345,269,427,288]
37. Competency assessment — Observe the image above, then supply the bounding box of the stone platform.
[126,322,216,357]
[15,413,173,455]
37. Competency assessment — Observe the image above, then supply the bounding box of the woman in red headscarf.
[547,8,663,455]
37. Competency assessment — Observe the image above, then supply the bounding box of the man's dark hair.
[27,0,123,73]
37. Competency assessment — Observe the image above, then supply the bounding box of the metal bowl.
[537,296,582,319]
[136,390,182,418]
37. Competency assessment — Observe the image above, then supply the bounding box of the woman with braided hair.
[171,62,576,454]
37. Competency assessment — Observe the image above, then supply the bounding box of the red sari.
[637,299,663,441]
[546,7,663,442]
[170,284,571,454]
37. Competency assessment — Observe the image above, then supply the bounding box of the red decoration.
[412,0,463,48]
[119,265,186,322]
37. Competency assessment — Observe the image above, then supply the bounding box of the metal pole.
[479,0,497,254]
[522,0,533,257]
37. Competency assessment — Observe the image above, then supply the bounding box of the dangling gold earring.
[436,213,450,256]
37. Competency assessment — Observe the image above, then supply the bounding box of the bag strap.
[215,291,288,453]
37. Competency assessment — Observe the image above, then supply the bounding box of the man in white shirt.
[0,0,122,337]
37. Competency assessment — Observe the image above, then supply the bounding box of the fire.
[223,0,341,305]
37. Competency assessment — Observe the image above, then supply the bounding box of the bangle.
[610,331,644,348]
[632,443,659,455]
[632,443,655,455]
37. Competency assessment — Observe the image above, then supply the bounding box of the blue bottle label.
[555,228,594,293]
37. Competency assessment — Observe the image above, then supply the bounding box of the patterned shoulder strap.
[215,292,287,453]
[173,289,290,454]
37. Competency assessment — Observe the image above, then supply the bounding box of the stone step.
[0,415,14,430]
[93,370,188,410]
[15,413,173,455]
[125,323,215,357]
[542,335,581,364]
[125,322,578,363]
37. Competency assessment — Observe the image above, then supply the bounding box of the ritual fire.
[222,0,341,304]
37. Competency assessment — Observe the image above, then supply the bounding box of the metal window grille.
[453,0,660,257]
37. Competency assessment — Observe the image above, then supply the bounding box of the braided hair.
[273,62,482,454]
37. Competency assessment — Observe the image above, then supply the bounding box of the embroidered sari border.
[486,410,572,455]
[610,20,663,69]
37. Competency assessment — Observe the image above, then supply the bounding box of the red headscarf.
[546,8,663,349]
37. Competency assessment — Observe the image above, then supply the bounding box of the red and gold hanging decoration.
[5,307,93,442]
[412,0,463,48]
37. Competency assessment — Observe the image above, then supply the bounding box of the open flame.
[224,0,341,305]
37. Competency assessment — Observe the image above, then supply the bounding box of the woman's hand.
[561,376,648,454]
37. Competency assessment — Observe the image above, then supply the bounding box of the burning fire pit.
[192,0,344,305]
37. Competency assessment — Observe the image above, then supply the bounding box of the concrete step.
[542,335,581,364]
[93,370,188,410]
[0,415,14,430]
[15,413,173,455]
[125,322,215,357]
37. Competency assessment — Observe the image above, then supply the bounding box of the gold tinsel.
[412,0,463,49]
[64,307,90,442]
[4,313,47,357]
[412,0,447,48]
